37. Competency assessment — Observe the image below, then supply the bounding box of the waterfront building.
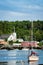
[0,34,10,39]
[17,38,23,42]
[21,41,39,47]
[13,43,21,47]
[0,39,8,47]
[7,32,17,42]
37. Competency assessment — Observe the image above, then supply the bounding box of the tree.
[8,40,13,45]
[38,42,43,47]
[34,30,42,41]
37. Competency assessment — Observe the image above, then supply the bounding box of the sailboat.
[29,21,39,62]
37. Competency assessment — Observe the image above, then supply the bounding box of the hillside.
[0,20,43,41]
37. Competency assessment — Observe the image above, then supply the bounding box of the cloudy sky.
[0,0,43,21]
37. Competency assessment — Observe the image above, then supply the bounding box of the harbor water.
[0,49,43,65]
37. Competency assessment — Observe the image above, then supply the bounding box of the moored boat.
[29,51,39,62]
[29,55,39,62]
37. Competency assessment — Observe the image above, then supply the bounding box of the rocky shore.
[0,46,43,50]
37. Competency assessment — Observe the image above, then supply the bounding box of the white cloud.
[0,10,43,21]
[28,5,42,10]
[22,5,43,10]
[0,10,29,21]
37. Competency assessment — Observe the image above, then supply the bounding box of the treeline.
[0,20,43,41]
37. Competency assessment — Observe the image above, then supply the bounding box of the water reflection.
[8,61,28,65]
[8,61,16,65]
[29,61,38,65]
[0,62,8,65]
[0,61,39,65]
[0,61,25,65]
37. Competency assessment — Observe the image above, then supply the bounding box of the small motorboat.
[29,55,39,62]
[29,51,39,62]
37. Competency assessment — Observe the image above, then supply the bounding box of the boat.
[29,55,39,62]
[29,51,39,62]
[29,21,39,62]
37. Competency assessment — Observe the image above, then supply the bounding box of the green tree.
[8,40,13,45]
[35,30,42,41]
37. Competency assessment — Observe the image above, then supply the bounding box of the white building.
[7,28,17,42]
[17,38,23,42]
[7,28,23,42]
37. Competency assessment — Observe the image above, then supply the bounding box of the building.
[13,43,21,47]
[0,28,24,45]
[17,38,23,42]
[0,39,8,47]
[21,41,39,47]
[7,32,17,42]
[0,34,10,39]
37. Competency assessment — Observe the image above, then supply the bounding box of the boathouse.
[21,41,39,47]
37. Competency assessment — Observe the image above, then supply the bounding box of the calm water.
[0,49,43,65]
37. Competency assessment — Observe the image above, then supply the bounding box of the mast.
[31,21,34,49]
[31,21,33,42]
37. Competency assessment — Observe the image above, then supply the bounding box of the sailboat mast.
[31,21,33,42]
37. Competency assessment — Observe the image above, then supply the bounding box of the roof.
[21,41,38,47]
[0,39,4,41]
[0,40,8,45]
[0,34,10,39]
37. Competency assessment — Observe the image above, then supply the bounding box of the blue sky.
[0,0,43,21]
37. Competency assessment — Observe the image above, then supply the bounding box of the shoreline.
[0,46,43,50]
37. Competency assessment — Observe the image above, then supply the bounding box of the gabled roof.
[0,34,10,39]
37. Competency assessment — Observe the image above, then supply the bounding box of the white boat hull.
[29,55,39,62]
